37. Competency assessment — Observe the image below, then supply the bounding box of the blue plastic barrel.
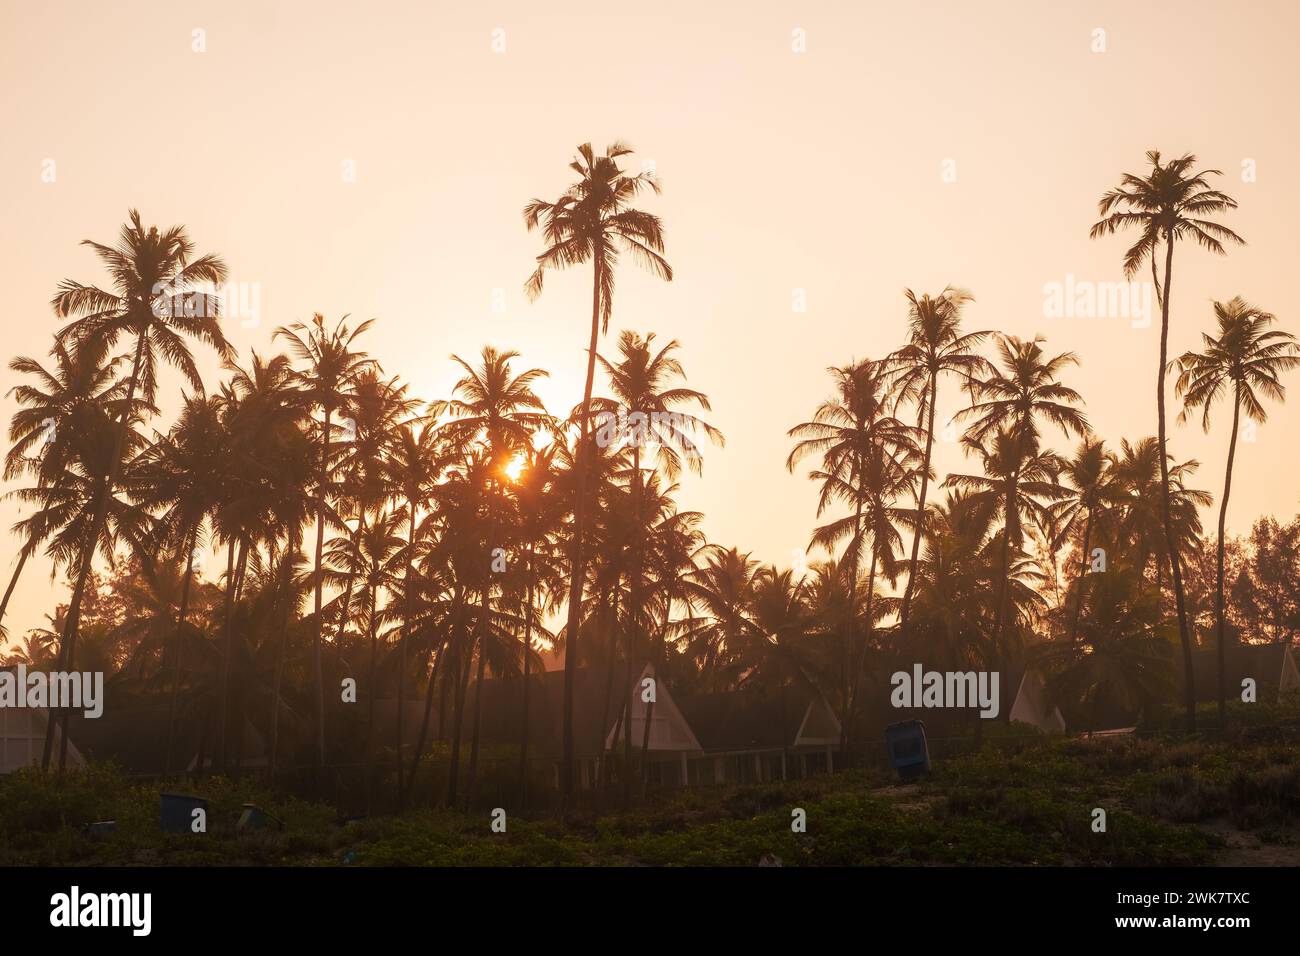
[160,792,208,833]
[885,719,932,780]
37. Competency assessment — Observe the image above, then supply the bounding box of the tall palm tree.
[274,313,376,769]
[42,210,232,768]
[590,331,720,796]
[884,288,991,642]
[523,142,671,802]
[787,359,919,753]
[1091,151,1244,730]
[1175,297,1299,722]
[385,421,448,806]
[439,347,549,805]
[954,335,1087,654]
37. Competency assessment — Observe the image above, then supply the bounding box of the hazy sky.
[2,0,1298,643]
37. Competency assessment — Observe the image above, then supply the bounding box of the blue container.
[160,792,208,833]
[885,720,932,780]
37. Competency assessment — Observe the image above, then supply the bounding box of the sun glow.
[504,453,526,483]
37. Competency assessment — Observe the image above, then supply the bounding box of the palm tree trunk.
[269,531,298,777]
[1215,399,1241,727]
[217,538,242,772]
[518,547,535,807]
[363,577,379,812]
[0,548,31,634]
[559,251,604,808]
[1068,512,1094,646]
[466,488,497,807]
[44,329,148,771]
[1155,232,1197,731]
[840,470,865,756]
[992,478,1018,667]
[446,641,473,806]
[311,408,332,771]
[164,526,199,776]
[406,641,444,805]
[333,508,367,665]
[846,548,879,760]
[899,376,938,640]
[465,583,491,808]
[397,504,417,809]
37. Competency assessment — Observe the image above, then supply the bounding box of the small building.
[1,704,85,774]
[676,684,842,784]
[1008,666,1066,735]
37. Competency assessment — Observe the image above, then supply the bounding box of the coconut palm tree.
[954,335,1090,448]
[523,142,671,801]
[41,210,232,768]
[788,359,920,752]
[1175,297,1299,722]
[1091,151,1244,730]
[1050,437,1120,646]
[590,330,720,797]
[954,335,1085,653]
[2,338,138,635]
[884,288,992,643]
[439,347,550,806]
[944,429,1064,668]
[274,313,377,769]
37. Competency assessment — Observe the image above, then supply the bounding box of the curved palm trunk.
[623,445,645,806]
[164,527,199,776]
[898,376,938,641]
[44,330,148,771]
[406,641,445,806]
[1214,399,1241,726]
[1155,234,1197,731]
[559,252,604,809]
[0,548,31,634]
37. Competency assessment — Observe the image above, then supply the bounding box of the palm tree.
[944,432,1062,668]
[590,330,720,796]
[274,313,376,769]
[439,347,550,806]
[884,288,992,642]
[954,335,1087,654]
[1175,297,1299,722]
[787,359,919,753]
[42,210,232,768]
[385,421,448,806]
[2,337,136,634]
[1091,151,1244,730]
[523,142,671,802]
[1051,437,1120,646]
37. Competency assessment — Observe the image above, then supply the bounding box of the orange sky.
[2,0,1298,642]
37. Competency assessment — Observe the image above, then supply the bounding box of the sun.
[504,453,526,483]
